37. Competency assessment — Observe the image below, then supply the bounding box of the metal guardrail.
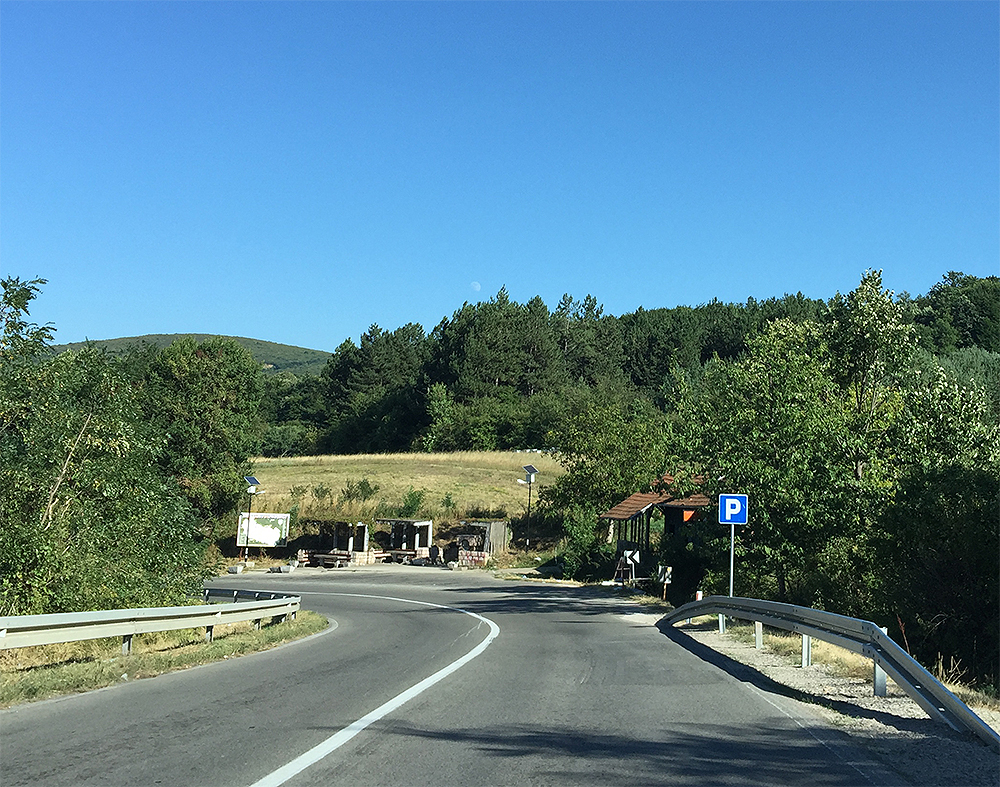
[0,589,300,654]
[665,596,1000,751]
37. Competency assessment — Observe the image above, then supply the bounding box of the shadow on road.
[656,621,948,737]
[350,718,887,786]
[438,580,645,618]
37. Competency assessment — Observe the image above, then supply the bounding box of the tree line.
[262,271,999,460]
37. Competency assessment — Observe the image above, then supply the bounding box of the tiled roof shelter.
[600,476,711,551]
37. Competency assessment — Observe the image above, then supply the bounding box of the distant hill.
[49,334,331,376]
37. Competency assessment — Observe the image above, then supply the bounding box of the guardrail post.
[801,634,812,667]
[874,627,888,696]
[874,659,887,697]
[718,614,726,634]
[122,634,132,655]
[686,590,703,624]
[755,621,763,649]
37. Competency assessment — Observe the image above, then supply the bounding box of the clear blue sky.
[2,1,997,352]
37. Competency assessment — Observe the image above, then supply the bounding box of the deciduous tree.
[0,280,210,615]
[131,337,264,536]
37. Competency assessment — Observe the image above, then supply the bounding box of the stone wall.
[458,549,489,567]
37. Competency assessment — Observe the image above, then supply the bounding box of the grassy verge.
[0,611,328,708]
[487,548,560,571]
[725,621,1000,713]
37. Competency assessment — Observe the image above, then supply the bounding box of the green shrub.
[557,505,615,581]
[398,487,426,518]
[311,483,332,503]
[340,477,380,502]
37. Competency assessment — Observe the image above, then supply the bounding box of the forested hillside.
[51,334,331,377]
[261,272,999,458]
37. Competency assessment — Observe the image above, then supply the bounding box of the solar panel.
[244,476,260,486]
[523,465,538,475]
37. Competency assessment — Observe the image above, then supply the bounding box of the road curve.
[1,566,906,786]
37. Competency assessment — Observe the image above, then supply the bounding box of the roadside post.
[657,564,672,600]
[242,476,264,562]
[685,589,703,625]
[518,465,538,547]
[718,494,748,633]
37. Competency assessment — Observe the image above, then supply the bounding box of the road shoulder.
[671,622,999,787]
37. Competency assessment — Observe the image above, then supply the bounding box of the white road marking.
[247,593,500,787]
[744,683,880,785]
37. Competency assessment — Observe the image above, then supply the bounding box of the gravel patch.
[672,621,999,787]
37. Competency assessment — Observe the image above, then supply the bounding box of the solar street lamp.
[243,476,264,562]
[521,465,538,536]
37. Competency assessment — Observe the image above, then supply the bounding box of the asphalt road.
[1,566,906,786]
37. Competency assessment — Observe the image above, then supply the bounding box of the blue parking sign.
[719,494,748,525]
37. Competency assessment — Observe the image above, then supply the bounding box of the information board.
[237,512,290,548]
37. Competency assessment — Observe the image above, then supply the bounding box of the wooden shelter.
[600,476,710,552]
[376,518,434,559]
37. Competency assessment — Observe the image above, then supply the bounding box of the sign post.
[658,564,672,600]
[718,494,748,598]
[522,465,537,521]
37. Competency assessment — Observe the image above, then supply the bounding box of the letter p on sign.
[719,494,748,525]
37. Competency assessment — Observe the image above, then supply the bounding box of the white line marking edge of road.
[247,592,500,787]
[745,683,881,785]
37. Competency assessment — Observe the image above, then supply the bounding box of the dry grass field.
[248,451,564,526]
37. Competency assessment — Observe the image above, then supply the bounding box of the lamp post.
[243,476,262,562]
[518,465,538,548]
